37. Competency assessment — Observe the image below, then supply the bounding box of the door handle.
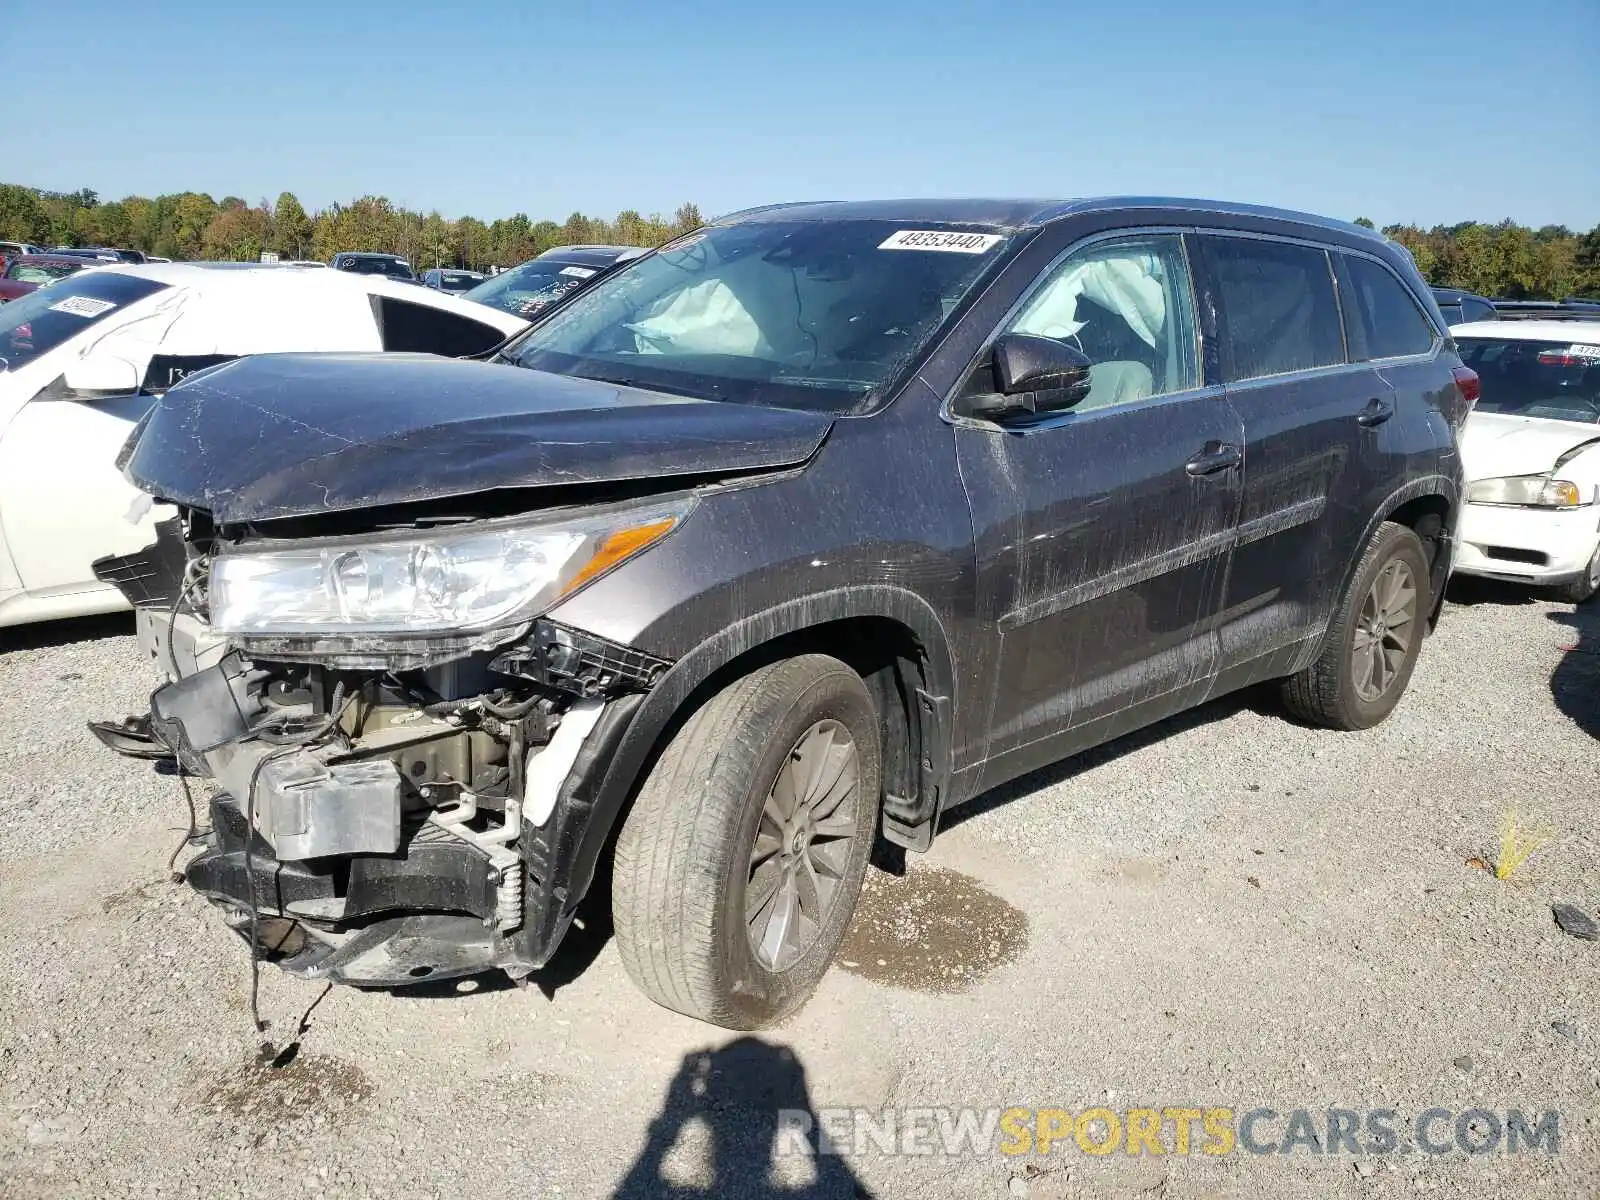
[1357,396,1395,427]
[1186,442,1242,477]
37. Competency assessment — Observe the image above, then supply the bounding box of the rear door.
[1333,249,1452,493]
[1197,233,1378,681]
[953,231,1243,773]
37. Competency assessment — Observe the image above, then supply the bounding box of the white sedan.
[1453,319,1600,602]
[0,263,528,628]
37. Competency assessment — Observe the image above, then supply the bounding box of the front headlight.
[1466,475,1592,508]
[210,499,692,635]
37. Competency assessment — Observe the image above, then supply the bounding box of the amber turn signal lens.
[560,517,679,597]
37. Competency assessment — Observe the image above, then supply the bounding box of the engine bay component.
[148,652,259,772]
[255,752,402,859]
[427,789,524,931]
[107,605,675,990]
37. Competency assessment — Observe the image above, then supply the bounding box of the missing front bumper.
[190,791,526,986]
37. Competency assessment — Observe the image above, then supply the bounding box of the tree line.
[1356,217,1600,301]
[1,181,1596,297]
[0,183,705,270]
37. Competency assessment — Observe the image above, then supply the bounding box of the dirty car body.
[99,199,1470,1025]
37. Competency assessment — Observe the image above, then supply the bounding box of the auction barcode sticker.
[879,230,1002,254]
[49,296,117,318]
[559,266,597,278]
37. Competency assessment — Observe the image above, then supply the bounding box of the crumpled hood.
[121,353,834,524]
[1460,411,1600,481]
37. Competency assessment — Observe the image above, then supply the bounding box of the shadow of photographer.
[614,1035,874,1199]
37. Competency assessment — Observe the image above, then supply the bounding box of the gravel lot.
[1,584,1596,1199]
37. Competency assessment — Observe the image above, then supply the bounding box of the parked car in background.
[461,244,646,318]
[0,263,529,628]
[1431,287,1497,327]
[97,198,1471,1028]
[0,241,44,262]
[422,267,487,293]
[49,247,121,263]
[50,247,147,264]
[0,254,92,302]
[1493,299,1600,321]
[1452,319,1600,600]
[330,251,416,282]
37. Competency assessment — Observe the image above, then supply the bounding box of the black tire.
[1555,545,1600,604]
[1283,522,1431,731]
[612,654,881,1029]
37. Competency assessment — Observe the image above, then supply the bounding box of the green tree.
[455,216,489,269]
[672,202,704,236]
[0,184,50,243]
[273,192,313,259]
[420,211,450,268]
[122,196,157,253]
[202,204,272,261]
[1353,216,1375,229]
[172,192,219,259]
[1572,227,1600,298]
[95,201,133,249]
[530,219,562,256]
[560,211,596,247]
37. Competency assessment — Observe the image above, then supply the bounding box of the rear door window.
[1204,237,1345,381]
[1336,254,1437,360]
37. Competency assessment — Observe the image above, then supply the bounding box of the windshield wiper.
[578,371,728,403]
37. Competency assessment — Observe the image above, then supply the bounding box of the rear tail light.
[1445,365,1480,429]
[1537,352,1595,367]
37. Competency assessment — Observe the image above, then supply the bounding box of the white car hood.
[1460,411,1600,481]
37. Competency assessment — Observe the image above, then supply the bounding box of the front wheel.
[1556,543,1600,604]
[1283,522,1431,730]
[612,654,881,1028]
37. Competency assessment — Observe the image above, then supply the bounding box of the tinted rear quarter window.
[1337,254,1436,360]
[1206,237,1344,381]
[373,296,506,356]
[1460,297,1497,324]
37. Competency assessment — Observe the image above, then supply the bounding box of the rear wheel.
[612,654,880,1028]
[1283,522,1430,730]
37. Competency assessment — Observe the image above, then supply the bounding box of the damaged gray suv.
[94,198,1473,1029]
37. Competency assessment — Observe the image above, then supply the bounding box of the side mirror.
[995,333,1093,404]
[969,334,1093,420]
[62,355,141,398]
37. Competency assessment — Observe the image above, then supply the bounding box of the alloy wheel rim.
[745,719,859,971]
[1351,558,1417,702]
